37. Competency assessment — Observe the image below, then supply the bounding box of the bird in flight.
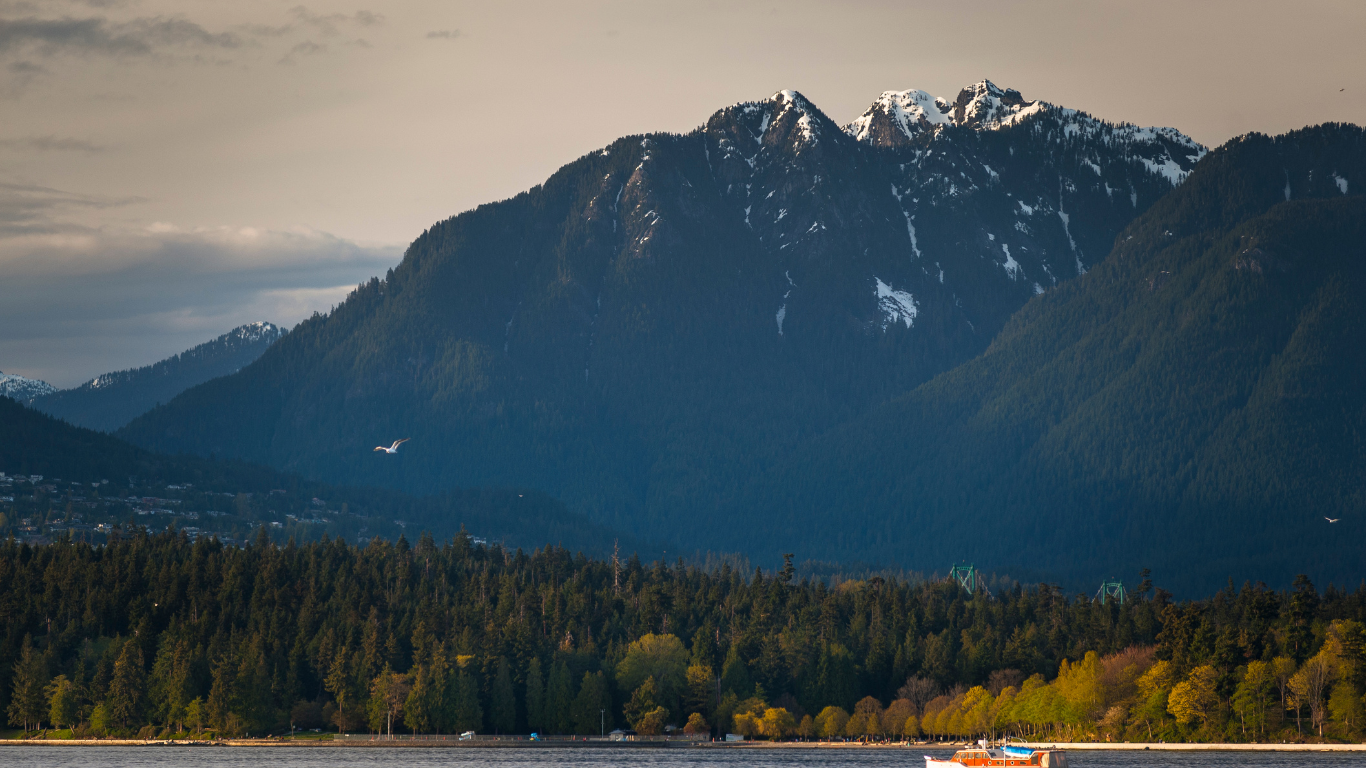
[1325,517,1340,523]
[374,438,411,454]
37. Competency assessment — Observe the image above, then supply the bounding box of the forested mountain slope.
[736,124,1366,593]
[120,82,1201,547]
[34,322,286,432]
[0,396,630,556]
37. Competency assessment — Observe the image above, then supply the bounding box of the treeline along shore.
[2,531,1364,744]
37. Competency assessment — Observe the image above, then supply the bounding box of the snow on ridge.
[874,277,918,329]
[0,372,58,402]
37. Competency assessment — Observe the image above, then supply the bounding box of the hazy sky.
[3,0,1364,386]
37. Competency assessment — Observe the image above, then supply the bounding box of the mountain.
[0,395,633,556]
[0,372,56,404]
[34,322,286,432]
[732,123,1366,593]
[119,81,1204,563]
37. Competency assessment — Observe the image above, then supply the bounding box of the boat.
[925,740,1068,768]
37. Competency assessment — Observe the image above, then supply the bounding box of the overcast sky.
[3,0,1364,387]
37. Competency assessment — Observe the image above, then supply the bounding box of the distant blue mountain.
[34,322,286,432]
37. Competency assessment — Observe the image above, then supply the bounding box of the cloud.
[0,15,242,59]
[288,6,384,37]
[0,181,141,236]
[426,29,460,40]
[0,221,400,386]
[0,134,104,152]
[278,39,326,64]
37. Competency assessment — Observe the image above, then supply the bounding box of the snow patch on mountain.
[1000,244,1021,280]
[874,277,918,330]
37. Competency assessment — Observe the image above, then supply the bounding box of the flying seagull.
[1325,517,1340,523]
[374,438,411,454]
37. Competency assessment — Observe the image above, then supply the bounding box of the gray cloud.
[278,39,326,64]
[425,29,459,40]
[0,134,103,152]
[0,15,241,58]
[0,181,140,236]
[0,223,399,386]
[289,6,383,37]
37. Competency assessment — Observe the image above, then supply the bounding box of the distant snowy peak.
[226,321,284,345]
[0,372,57,403]
[846,90,951,145]
[843,79,1207,185]
[950,80,1044,129]
[844,80,1040,144]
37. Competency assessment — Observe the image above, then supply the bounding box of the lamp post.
[600,709,605,737]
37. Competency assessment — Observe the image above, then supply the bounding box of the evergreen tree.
[451,670,482,733]
[490,657,515,734]
[7,636,46,732]
[719,644,752,698]
[571,671,612,736]
[546,660,574,734]
[107,640,145,730]
[524,657,545,732]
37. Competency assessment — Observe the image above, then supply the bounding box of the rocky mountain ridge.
[119,82,1223,582]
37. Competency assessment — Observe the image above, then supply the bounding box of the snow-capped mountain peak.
[0,371,58,404]
[950,79,1044,129]
[846,89,952,145]
[843,79,1045,145]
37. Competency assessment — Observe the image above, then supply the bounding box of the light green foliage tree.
[89,702,112,735]
[684,711,709,734]
[185,697,204,735]
[45,675,78,731]
[636,705,670,735]
[1055,652,1104,721]
[761,707,796,739]
[1327,681,1361,734]
[684,663,714,716]
[1168,665,1219,727]
[623,676,660,731]
[1232,660,1275,738]
[815,705,849,739]
[367,667,410,738]
[616,634,688,716]
[1289,651,1336,736]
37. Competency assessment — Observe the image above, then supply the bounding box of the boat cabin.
[938,746,1068,768]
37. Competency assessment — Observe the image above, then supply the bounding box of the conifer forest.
[3,531,1364,743]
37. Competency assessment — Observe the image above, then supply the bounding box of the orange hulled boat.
[925,740,1068,768]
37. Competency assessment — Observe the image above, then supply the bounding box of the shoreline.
[3,739,1365,751]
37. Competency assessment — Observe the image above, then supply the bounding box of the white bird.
[1325,517,1340,523]
[374,438,411,454]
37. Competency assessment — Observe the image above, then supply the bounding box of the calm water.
[0,746,1360,768]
